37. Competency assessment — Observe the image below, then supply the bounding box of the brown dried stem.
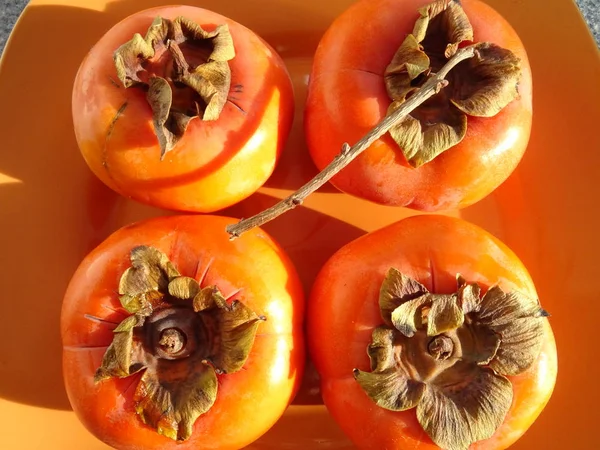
[226,45,478,240]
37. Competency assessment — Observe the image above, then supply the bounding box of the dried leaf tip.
[95,246,263,441]
[113,16,236,158]
[384,0,521,167]
[355,268,549,449]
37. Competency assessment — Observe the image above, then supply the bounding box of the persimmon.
[305,0,532,211]
[308,215,557,449]
[72,6,294,213]
[61,215,305,449]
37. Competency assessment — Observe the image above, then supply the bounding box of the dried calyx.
[354,268,549,450]
[384,0,521,167]
[113,16,235,158]
[95,246,264,441]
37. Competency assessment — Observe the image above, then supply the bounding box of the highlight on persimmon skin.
[304,0,532,211]
[72,5,295,213]
[61,215,305,450]
[308,215,557,450]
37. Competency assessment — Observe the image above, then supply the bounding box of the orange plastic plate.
[0,0,598,448]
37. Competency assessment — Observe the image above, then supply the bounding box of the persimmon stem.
[428,335,454,361]
[226,45,478,240]
[159,328,186,355]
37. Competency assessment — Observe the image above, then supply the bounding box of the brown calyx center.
[427,335,454,361]
[159,327,186,354]
[395,330,461,383]
[143,40,213,80]
[113,17,236,157]
[147,306,204,360]
[141,40,210,116]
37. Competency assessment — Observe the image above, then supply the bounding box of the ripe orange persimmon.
[72,6,294,212]
[305,0,532,211]
[308,215,556,450]
[61,215,305,449]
